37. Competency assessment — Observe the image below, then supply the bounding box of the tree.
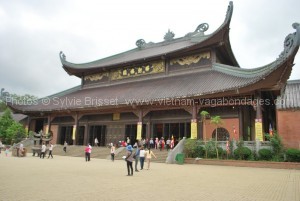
[6,121,26,145]
[210,115,223,159]
[200,110,209,158]
[0,108,26,144]
[0,108,14,143]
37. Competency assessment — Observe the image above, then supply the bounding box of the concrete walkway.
[0,154,299,201]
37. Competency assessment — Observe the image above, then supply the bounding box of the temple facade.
[9,2,300,148]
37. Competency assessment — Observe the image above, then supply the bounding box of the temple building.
[9,2,300,148]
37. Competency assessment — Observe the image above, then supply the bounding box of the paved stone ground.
[0,153,299,201]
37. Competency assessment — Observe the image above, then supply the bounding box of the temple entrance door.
[77,126,85,145]
[154,122,190,145]
[89,125,106,146]
[59,126,73,145]
[153,123,163,139]
[125,124,146,145]
[35,119,44,133]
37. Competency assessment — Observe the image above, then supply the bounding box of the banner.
[72,125,76,140]
[45,125,49,134]
[137,122,142,140]
[191,119,197,139]
[255,119,263,141]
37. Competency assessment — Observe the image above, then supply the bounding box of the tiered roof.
[9,2,300,114]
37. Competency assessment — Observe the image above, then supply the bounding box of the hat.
[126,145,133,151]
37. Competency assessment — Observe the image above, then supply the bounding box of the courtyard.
[0,154,299,201]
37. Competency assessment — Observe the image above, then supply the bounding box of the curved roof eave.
[60,1,235,77]
[212,23,300,93]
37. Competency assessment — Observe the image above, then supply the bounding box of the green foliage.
[210,116,223,159]
[0,108,14,144]
[200,111,209,120]
[234,147,252,160]
[7,122,26,144]
[183,139,206,158]
[258,148,273,161]
[0,100,7,112]
[203,139,218,158]
[285,148,300,162]
[183,139,197,158]
[0,108,26,144]
[265,131,285,161]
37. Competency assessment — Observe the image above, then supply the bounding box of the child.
[5,147,9,157]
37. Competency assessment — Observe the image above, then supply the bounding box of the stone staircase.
[26,145,170,163]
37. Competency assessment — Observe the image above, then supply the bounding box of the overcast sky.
[1,0,300,98]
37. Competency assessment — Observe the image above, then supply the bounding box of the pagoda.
[9,2,300,147]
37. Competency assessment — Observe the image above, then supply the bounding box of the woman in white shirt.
[145,148,156,170]
[139,146,145,170]
[110,143,115,162]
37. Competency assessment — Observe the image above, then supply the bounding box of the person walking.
[110,143,115,162]
[40,143,46,159]
[134,145,141,172]
[94,137,99,147]
[63,141,67,153]
[85,144,91,162]
[125,145,134,176]
[145,148,156,170]
[139,146,145,170]
[48,142,54,159]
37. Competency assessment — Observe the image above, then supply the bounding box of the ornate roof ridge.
[60,2,234,76]
[214,22,300,79]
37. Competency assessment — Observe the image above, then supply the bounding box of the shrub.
[234,147,252,160]
[205,139,217,158]
[183,139,197,158]
[195,144,205,158]
[258,148,272,161]
[285,148,300,162]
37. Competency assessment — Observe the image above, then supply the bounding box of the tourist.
[48,142,53,159]
[145,148,156,170]
[110,143,115,162]
[88,143,92,160]
[94,137,99,147]
[155,137,159,149]
[125,145,134,176]
[5,147,9,156]
[63,141,67,153]
[126,137,130,145]
[40,143,46,159]
[170,137,175,149]
[85,144,91,162]
[149,138,154,149]
[19,143,24,157]
[166,138,171,151]
[139,146,145,170]
[134,145,141,172]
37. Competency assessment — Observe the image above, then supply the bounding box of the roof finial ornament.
[164,29,175,41]
[136,39,146,49]
[292,22,300,45]
[195,23,209,33]
[278,23,300,59]
[59,51,66,61]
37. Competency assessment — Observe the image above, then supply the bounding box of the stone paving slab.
[0,154,299,201]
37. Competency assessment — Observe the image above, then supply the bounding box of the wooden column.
[84,123,88,146]
[255,91,264,141]
[191,104,198,139]
[137,110,143,140]
[26,116,31,136]
[72,112,82,145]
[46,115,52,134]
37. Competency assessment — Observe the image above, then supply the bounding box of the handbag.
[125,152,133,161]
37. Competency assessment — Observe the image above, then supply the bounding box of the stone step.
[25,145,170,163]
